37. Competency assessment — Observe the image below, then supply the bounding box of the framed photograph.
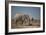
[5,0,45,34]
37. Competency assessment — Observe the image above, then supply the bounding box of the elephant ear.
[32,18,34,21]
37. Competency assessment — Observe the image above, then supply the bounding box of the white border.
[8,3,43,32]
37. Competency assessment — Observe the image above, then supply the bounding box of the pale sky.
[11,6,40,20]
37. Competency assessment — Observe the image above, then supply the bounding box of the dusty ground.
[11,19,40,29]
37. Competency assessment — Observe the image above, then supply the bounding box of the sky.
[11,6,40,20]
